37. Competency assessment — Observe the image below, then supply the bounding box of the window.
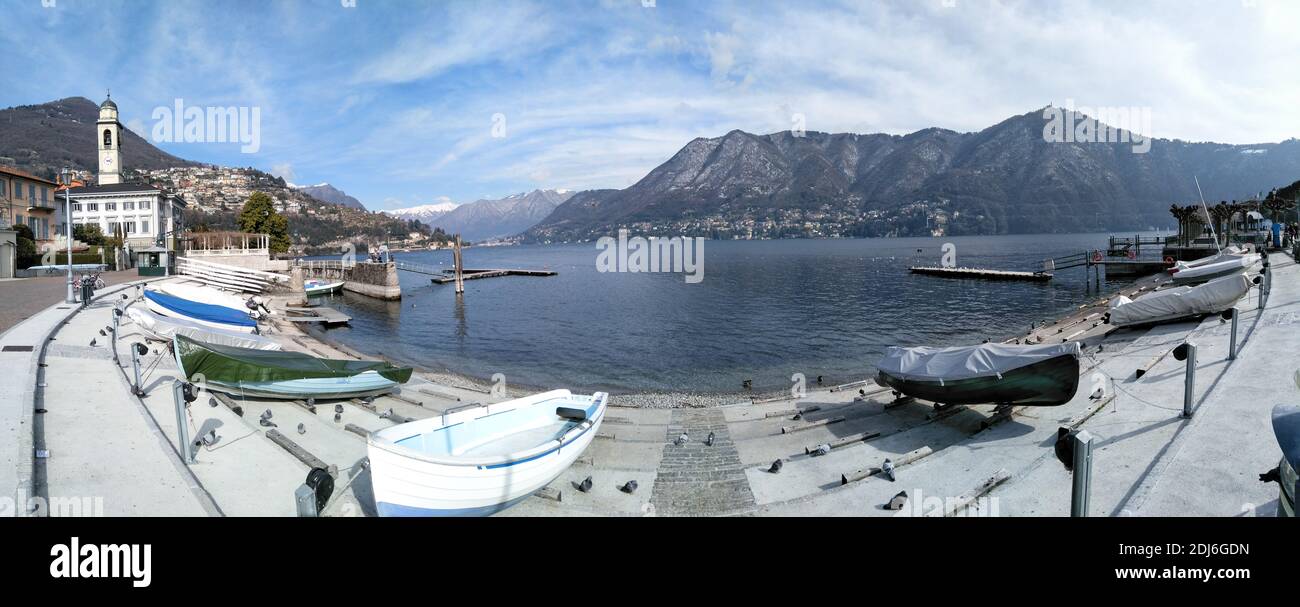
[139,200,151,210]
[103,129,112,148]
[41,188,47,204]
[123,201,134,210]
[85,202,99,212]
[104,202,117,211]
[124,221,136,234]
[107,221,120,235]
[0,180,6,198]
[28,185,35,201]
[141,220,150,233]
[13,181,21,199]
[40,218,49,240]
[73,203,83,212]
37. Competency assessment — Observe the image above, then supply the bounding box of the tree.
[238,191,291,253]
[13,224,38,269]
[74,224,106,246]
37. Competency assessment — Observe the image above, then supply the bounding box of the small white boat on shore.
[367,389,608,517]
[1108,274,1255,328]
[1168,249,1258,285]
[152,281,271,317]
[127,306,282,350]
[304,279,344,296]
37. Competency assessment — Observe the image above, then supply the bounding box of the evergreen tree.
[238,191,291,253]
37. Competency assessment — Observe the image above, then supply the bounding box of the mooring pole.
[1070,430,1094,517]
[172,381,194,464]
[453,235,465,295]
[1228,307,1239,361]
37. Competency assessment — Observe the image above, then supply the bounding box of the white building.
[57,96,187,250]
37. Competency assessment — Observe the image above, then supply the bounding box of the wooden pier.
[909,266,1052,282]
[281,305,351,325]
[430,268,558,285]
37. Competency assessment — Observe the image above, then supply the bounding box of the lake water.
[306,234,1156,394]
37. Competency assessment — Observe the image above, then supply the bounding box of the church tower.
[97,93,122,185]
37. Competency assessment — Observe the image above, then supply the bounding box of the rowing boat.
[172,334,412,399]
[874,342,1082,406]
[143,290,258,332]
[127,306,281,350]
[368,390,608,516]
[304,279,344,296]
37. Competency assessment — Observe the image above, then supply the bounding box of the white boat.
[142,289,259,333]
[304,279,344,296]
[152,281,268,315]
[1108,274,1254,328]
[126,306,282,350]
[1168,252,1257,285]
[367,389,608,516]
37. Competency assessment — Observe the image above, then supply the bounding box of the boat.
[1168,249,1258,285]
[874,342,1082,406]
[127,306,282,350]
[143,289,259,332]
[152,281,270,316]
[367,389,608,516]
[304,279,344,296]
[1107,274,1254,328]
[172,334,412,399]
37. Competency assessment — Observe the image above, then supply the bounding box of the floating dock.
[909,266,1052,282]
[280,305,351,325]
[430,268,558,285]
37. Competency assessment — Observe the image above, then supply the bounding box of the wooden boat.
[1108,274,1253,328]
[143,289,258,332]
[127,306,281,350]
[172,334,412,399]
[304,279,344,296]
[367,389,608,516]
[874,342,1081,406]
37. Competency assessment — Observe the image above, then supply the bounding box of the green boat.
[173,334,413,399]
[874,342,1082,407]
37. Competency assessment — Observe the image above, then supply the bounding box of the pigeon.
[812,443,831,456]
[259,410,276,427]
[619,480,638,494]
[98,329,106,337]
[297,423,306,435]
[816,375,823,384]
[885,491,908,511]
[792,413,803,421]
[575,476,593,493]
[768,459,783,473]
[1259,466,1281,484]
[674,432,689,446]
[89,338,97,347]
[307,397,316,408]
[208,397,218,408]
[881,458,896,482]
[334,404,344,414]
[1089,386,1104,400]
[334,412,342,423]
[705,432,715,447]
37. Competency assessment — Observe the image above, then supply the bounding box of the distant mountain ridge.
[390,189,574,242]
[529,108,1300,240]
[384,201,460,224]
[292,182,367,210]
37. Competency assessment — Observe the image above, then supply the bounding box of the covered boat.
[368,389,608,516]
[172,334,412,399]
[144,289,258,332]
[1168,252,1257,285]
[874,342,1082,406]
[304,279,344,296]
[127,306,282,350]
[1108,274,1253,328]
[152,281,270,316]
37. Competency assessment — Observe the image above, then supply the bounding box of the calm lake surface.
[307,233,1161,394]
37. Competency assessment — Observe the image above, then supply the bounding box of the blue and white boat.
[367,390,608,516]
[144,289,258,332]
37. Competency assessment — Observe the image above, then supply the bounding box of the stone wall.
[296,261,401,300]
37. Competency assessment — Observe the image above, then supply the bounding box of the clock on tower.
[97,93,122,185]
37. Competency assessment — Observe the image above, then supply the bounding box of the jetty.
[281,304,351,325]
[909,266,1051,282]
[430,268,558,284]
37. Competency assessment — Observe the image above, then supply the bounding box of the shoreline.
[272,268,1170,409]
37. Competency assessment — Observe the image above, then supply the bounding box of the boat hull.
[304,280,344,296]
[144,290,258,333]
[203,371,399,399]
[875,353,1081,406]
[368,391,606,516]
[128,306,281,350]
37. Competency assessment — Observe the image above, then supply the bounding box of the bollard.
[1070,430,1094,517]
[1174,342,1197,418]
[1227,307,1239,361]
[172,381,195,464]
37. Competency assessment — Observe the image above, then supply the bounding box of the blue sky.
[4,0,1298,210]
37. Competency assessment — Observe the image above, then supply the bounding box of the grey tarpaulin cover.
[1108,274,1251,328]
[875,342,1082,381]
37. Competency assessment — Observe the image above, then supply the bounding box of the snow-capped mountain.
[384,201,461,224]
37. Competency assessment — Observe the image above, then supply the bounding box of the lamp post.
[61,168,74,304]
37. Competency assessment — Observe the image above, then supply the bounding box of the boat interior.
[394,395,600,458]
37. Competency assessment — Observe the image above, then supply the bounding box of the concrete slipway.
[2,254,1293,517]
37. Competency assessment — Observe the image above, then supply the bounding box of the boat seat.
[556,407,587,421]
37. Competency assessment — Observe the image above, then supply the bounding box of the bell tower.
[97,92,122,185]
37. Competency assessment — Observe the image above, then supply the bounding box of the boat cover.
[875,342,1082,382]
[1109,274,1252,327]
[128,307,281,351]
[173,334,412,384]
[1170,254,1254,282]
[144,290,257,328]
[1273,404,1300,471]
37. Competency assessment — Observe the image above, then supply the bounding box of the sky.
[4,0,1298,210]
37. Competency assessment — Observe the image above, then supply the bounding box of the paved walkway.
[0,270,140,333]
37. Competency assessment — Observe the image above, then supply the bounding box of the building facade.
[0,166,59,244]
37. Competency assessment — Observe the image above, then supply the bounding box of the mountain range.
[387,190,574,242]
[291,182,367,210]
[528,108,1300,240]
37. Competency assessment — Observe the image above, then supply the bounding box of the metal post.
[131,344,145,396]
[1070,430,1094,517]
[62,171,74,304]
[172,381,194,464]
[1181,342,1197,418]
[1228,308,1239,361]
[111,311,120,366]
